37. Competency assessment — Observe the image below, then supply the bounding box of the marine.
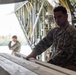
[26,6,76,71]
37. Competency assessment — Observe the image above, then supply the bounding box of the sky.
[0,3,25,38]
[0,4,14,15]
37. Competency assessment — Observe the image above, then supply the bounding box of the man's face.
[12,38,17,42]
[54,11,68,27]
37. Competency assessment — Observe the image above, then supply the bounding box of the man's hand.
[24,54,36,60]
[25,56,30,60]
[24,49,37,60]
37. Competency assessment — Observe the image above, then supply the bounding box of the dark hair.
[53,6,67,14]
[12,35,17,39]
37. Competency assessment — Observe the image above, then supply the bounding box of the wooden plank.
[0,56,38,75]
[15,52,76,75]
[15,52,26,58]
[0,53,68,75]
[31,60,76,75]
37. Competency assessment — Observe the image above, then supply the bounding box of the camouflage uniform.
[8,41,21,55]
[33,22,76,71]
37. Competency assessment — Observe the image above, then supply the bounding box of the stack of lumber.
[0,53,76,75]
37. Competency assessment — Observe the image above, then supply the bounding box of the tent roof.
[0,0,26,4]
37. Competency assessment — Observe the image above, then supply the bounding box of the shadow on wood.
[0,66,10,75]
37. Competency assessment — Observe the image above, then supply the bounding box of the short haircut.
[12,35,17,39]
[53,6,67,14]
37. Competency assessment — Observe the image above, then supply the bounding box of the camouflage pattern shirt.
[33,22,76,69]
[8,41,21,52]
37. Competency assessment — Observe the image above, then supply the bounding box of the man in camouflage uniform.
[26,6,76,71]
[8,35,21,56]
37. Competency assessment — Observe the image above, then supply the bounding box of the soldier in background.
[8,35,21,56]
[26,6,76,71]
